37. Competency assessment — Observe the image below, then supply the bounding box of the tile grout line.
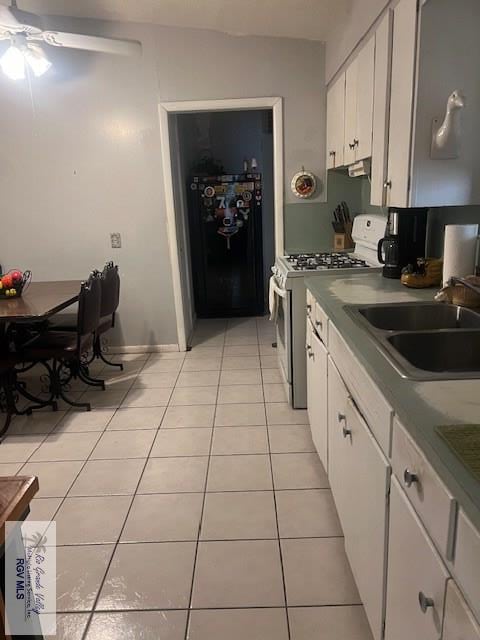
[57,601,365,616]
[79,359,172,640]
[183,323,225,640]
[20,353,178,640]
[261,340,292,640]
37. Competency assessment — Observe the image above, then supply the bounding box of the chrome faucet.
[447,276,480,296]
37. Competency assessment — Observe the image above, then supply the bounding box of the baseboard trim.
[109,344,180,354]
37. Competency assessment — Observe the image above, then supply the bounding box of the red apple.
[10,270,23,284]
[2,274,13,289]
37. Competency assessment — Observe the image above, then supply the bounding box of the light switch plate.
[110,233,122,249]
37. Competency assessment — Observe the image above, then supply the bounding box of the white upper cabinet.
[384,0,480,207]
[410,0,480,207]
[326,35,374,169]
[355,36,375,162]
[371,10,393,206]
[385,0,418,208]
[344,57,358,166]
[344,37,375,165]
[326,72,346,169]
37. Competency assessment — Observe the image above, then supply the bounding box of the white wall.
[0,17,326,348]
[326,0,389,82]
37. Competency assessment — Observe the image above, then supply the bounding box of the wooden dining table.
[0,281,82,324]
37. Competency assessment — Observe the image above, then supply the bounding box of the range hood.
[348,158,371,177]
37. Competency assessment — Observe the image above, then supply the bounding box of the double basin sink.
[346,302,480,380]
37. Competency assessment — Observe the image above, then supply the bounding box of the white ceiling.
[13,0,352,41]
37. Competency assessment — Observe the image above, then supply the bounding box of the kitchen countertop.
[305,272,480,532]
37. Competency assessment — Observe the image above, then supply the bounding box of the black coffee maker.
[377,208,428,278]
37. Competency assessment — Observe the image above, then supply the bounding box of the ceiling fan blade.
[38,31,142,57]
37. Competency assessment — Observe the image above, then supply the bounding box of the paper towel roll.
[443,224,479,285]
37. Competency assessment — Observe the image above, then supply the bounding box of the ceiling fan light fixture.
[0,43,25,80]
[24,44,51,77]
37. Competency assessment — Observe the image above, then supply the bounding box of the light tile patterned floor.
[5,316,373,640]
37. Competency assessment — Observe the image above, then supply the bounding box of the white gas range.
[271,214,387,408]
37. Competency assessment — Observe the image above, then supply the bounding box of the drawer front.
[314,301,329,345]
[443,580,480,640]
[453,510,480,622]
[392,417,457,559]
[306,289,316,326]
[385,477,449,640]
[329,322,393,455]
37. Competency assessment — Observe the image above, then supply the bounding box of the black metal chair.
[21,274,102,411]
[90,262,122,371]
[50,262,122,372]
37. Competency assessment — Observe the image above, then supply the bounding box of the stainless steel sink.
[357,303,480,331]
[345,302,480,380]
[388,331,480,374]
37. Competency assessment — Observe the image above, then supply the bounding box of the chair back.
[100,262,120,319]
[77,273,102,340]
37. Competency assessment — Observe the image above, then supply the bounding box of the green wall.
[284,171,366,253]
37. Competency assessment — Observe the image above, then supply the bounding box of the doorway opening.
[159,98,283,350]
[178,109,274,319]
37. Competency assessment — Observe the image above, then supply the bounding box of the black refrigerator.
[187,173,264,318]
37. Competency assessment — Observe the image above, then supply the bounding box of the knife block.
[334,222,354,251]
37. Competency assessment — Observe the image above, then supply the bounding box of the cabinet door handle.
[315,319,323,329]
[329,151,336,157]
[384,180,392,189]
[306,304,312,312]
[404,469,418,488]
[349,141,356,150]
[353,138,359,147]
[342,425,352,438]
[418,592,434,613]
[337,412,346,423]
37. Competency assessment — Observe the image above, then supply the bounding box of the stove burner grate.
[287,252,369,271]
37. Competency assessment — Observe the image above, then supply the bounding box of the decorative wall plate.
[291,170,317,199]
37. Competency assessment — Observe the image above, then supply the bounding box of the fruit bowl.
[0,270,32,299]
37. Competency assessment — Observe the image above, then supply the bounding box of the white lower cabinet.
[328,358,390,640]
[306,321,328,470]
[443,581,480,640]
[307,288,480,640]
[385,477,449,640]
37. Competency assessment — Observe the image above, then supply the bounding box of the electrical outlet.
[110,233,122,249]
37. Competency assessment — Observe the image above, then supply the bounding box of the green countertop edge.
[305,272,480,534]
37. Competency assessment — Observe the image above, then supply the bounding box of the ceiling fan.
[0,0,142,79]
